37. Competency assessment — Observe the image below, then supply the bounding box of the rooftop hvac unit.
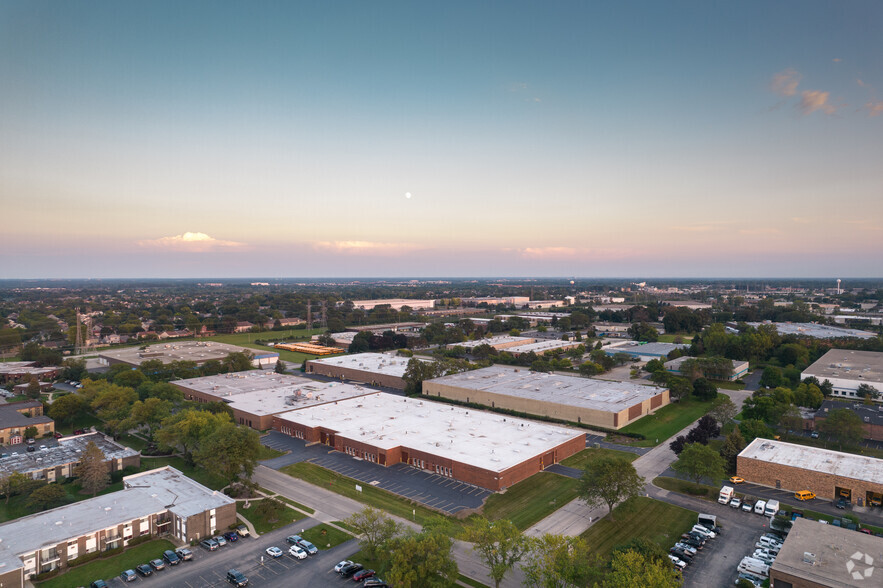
[803,552,816,565]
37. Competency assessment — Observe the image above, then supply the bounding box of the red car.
[352,569,376,582]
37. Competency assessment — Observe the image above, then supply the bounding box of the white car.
[288,545,307,560]
[667,554,687,569]
[730,497,742,509]
[674,542,697,555]
[742,501,753,512]
[692,525,716,539]
[334,560,353,573]
[756,541,781,554]
[265,546,283,558]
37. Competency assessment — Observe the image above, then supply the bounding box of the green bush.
[66,546,123,568]
[125,534,153,547]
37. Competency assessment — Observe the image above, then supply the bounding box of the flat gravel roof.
[747,322,876,339]
[739,438,883,485]
[427,365,664,413]
[98,341,276,365]
[275,393,584,472]
[802,349,883,385]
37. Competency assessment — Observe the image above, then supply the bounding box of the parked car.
[363,580,389,588]
[120,570,137,582]
[136,563,153,577]
[227,568,249,587]
[353,569,377,581]
[735,573,763,587]
[286,534,318,554]
[214,535,227,547]
[836,498,849,509]
[176,547,193,561]
[730,497,742,509]
[669,547,693,562]
[39,445,48,451]
[26,438,35,445]
[223,531,239,542]
[289,545,308,559]
[742,500,754,512]
[90,582,108,588]
[163,549,180,565]
[266,546,284,558]
[729,476,745,484]
[674,542,697,555]
[53,432,63,438]
[334,560,354,573]
[236,524,250,537]
[795,490,816,501]
[200,538,219,551]
[26,446,35,452]
[149,558,165,571]
[339,562,364,577]
[667,554,687,569]
[810,431,819,438]
[691,525,716,539]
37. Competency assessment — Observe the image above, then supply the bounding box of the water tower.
[836,279,842,294]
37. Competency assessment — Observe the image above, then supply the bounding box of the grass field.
[257,444,286,460]
[561,448,638,470]
[653,476,718,500]
[481,473,580,531]
[277,495,315,514]
[616,398,715,446]
[55,413,103,436]
[140,455,227,490]
[301,523,353,549]
[579,497,697,559]
[280,462,455,529]
[714,380,747,390]
[203,329,337,364]
[657,334,694,343]
[240,498,304,535]
[37,539,176,588]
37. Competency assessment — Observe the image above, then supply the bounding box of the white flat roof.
[450,336,533,349]
[506,340,577,354]
[308,352,427,378]
[0,466,233,571]
[173,371,378,415]
[275,393,584,473]
[739,438,883,485]
[98,341,276,365]
[747,321,876,340]
[428,365,664,413]
[802,349,883,386]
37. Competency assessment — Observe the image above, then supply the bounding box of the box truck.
[738,556,770,577]
[764,499,780,517]
[718,486,734,504]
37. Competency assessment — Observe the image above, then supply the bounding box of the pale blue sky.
[1,1,881,278]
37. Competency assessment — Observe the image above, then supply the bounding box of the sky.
[1,1,882,279]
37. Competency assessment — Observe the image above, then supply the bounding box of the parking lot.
[260,431,491,514]
[101,519,363,588]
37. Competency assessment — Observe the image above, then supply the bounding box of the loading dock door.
[867,491,882,507]
[835,486,852,502]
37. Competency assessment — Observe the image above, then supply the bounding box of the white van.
[754,500,767,514]
[738,556,770,578]
[691,525,716,539]
[764,499,780,517]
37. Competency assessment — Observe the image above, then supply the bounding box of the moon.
[405,192,412,199]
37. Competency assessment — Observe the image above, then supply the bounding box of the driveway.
[260,432,491,515]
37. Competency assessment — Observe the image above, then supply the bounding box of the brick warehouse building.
[0,466,235,587]
[737,438,883,506]
[422,365,669,430]
[273,393,585,491]
[305,352,437,390]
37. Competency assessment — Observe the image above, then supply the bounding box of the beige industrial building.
[448,335,536,351]
[770,518,883,588]
[737,438,883,506]
[305,352,435,390]
[98,341,278,369]
[344,299,435,311]
[801,349,883,402]
[423,366,670,430]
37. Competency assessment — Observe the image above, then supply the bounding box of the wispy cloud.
[738,228,782,235]
[799,90,838,115]
[670,225,716,233]
[138,232,245,251]
[507,82,528,92]
[865,101,883,117]
[791,217,814,224]
[312,241,418,256]
[516,246,632,260]
[832,58,841,63]
[771,69,802,96]
[857,79,865,87]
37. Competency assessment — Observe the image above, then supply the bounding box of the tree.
[578,362,602,376]
[155,409,230,463]
[628,322,658,342]
[49,392,87,426]
[344,507,403,561]
[348,331,371,353]
[462,517,528,588]
[739,419,773,443]
[0,472,30,504]
[222,351,253,372]
[610,537,668,566]
[667,377,693,402]
[601,549,682,588]
[23,426,38,440]
[720,428,746,473]
[403,358,444,395]
[129,398,172,439]
[857,383,881,400]
[691,377,718,401]
[113,369,147,389]
[669,435,687,455]
[254,497,284,522]
[77,441,109,496]
[62,358,87,382]
[760,366,783,388]
[577,456,645,518]
[671,442,725,488]
[25,377,42,400]
[818,408,864,449]
[90,383,138,437]
[386,527,458,588]
[274,360,287,374]
[779,405,804,433]
[644,358,665,374]
[708,395,737,425]
[25,483,67,511]
[193,422,261,484]
[685,415,721,445]
[520,534,602,588]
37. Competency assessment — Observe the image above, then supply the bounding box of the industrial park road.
[253,465,526,588]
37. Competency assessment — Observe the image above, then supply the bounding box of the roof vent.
[803,552,816,565]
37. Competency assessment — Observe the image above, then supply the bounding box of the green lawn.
[117,433,150,452]
[202,330,336,364]
[301,523,353,549]
[479,472,580,531]
[277,495,315,514]
[240,498,304,535]
[332,520,357,533]
[561,448,637,470]
[616,398,715,446]
[657,334,694,343]
[37,539,176,588]
[281,462,459,530]
[714,381,746,390]
[579,497,697,559]
[653,476,718,500]
[55,413,103,436]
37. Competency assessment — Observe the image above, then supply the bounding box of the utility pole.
[75,307,85,355]
[306,299,311,329]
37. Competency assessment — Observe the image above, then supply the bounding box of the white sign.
[355,484,362,492]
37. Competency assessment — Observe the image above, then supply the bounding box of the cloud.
[516,246,632,260]
[138,232,245,251]
[771,69,802,96]
[791,217,814,224]
[738,228,782,235]
[312,241,418,256]
[799,90,837,115]
[670,225,716,233]
[832,58,841,62]
[857,79,865,87]
[507,82,528,92]
[865,101,883,117]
